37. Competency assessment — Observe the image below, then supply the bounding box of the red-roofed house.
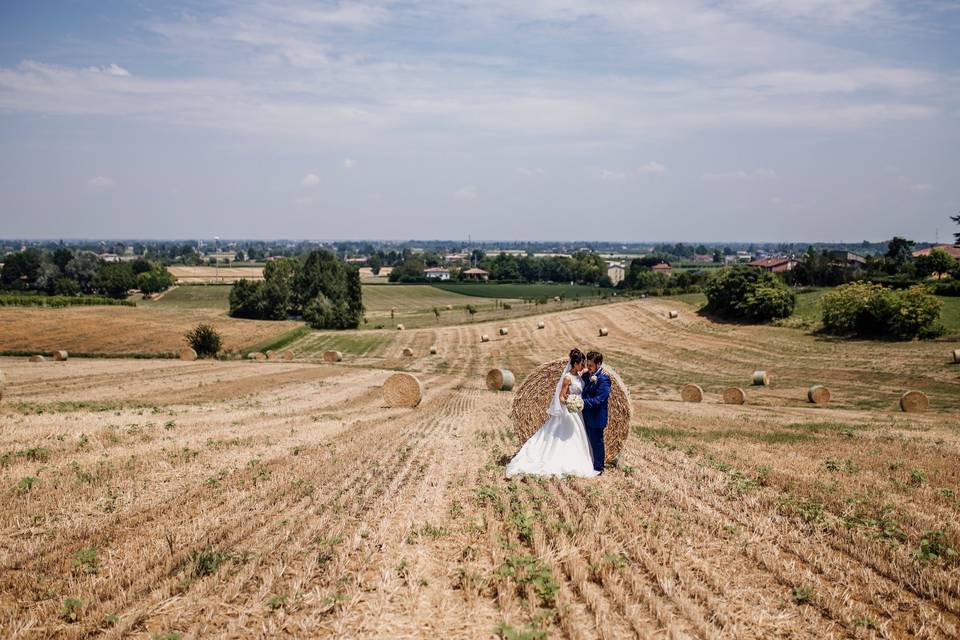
[913,244,960,260]
[461,268,489,281]
[652,262,672,275]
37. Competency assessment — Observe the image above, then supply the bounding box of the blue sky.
[0,0,958,242]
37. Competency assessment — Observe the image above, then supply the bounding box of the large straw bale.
[53,350,69,362]
[180,347,198,361]
[383,373,423,408]
[511,360,631,464]
[323,350,343,363]
[807,385,831,405]
[537,321,545,329]
[952,349,960,364]
[598,327,609,337]
[668,310,679,319]
[281,350,294,361]
[681,384,703,403]
[723,387,746,405]
[480,335,490,343]
[402,347,414,357]
[499,327,509,336]
[29,355,46,363]
[751,371,769,386]
[486,368,515,391]
[899,390,928,413]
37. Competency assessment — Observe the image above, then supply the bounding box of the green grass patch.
[432,282,607,300]
[634,424,816,444]
[243,325,311,355]
[292,331,393,357]
[0,293,135,308]
[139,285,232,310]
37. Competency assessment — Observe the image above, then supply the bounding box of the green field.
[361,284,491,312]
[138,285,232,310]
[431,282,607,299]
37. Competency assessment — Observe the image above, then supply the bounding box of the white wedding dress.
[506,370,599,478]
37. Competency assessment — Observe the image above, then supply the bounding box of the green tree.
[915,248,958,280]
[368,253,382,275]
[885,237,915,269]
[94,263,136,298]
[703,265,795,322]
[1,248,43,289]
[65,252,102,293]
[137,266,175,294]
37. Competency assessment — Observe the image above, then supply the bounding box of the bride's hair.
[569,348,585,366]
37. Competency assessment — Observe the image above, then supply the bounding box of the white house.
[606,262,626,286]
[424,267,451,281]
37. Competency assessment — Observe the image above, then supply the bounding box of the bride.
[506,348,599,478]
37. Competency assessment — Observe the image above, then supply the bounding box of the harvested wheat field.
[0,307,300,356]
[1,297,958,639]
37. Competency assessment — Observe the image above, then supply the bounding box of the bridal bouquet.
[565,396,584,413]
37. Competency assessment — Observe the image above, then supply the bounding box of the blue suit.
[581,369,611,471]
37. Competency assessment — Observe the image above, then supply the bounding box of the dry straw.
[511,359,631,464]
[499,327,509,336]
[598,327,609,337]
[486,368,516,391]
[668,310,679,319]
[681,384,703,402]
[29,355,46,363]
[490,349,501,357]
[323,350,343,363]
[383,372,423,408]
[899,390,928,413]
[180,347,198,361]
[402,347,414,357]
[480,335,490,343]
[807,385,831,405]
[751,370,769,386]
[537,321,545,329]
[53,350,69,362]
[723,387,746,405]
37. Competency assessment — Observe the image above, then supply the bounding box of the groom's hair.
[586,351,603,366]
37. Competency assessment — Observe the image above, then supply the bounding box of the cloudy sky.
[0,1,958,242]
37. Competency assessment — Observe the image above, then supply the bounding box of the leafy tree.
[885,237,915,268]
[915,248,958,280]
[137,266,175,294]
[368,253,382,275]
[130,257,153,275]
[1,248,43,289]
[703,265,795,322]
[820,282,942,339]
[52,247,74,271]
[94,263,136,298]
[185,323,222,358]
[65,252,102,293]
[388,256,427,282]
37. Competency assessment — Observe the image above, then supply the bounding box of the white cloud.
[86,63,131,77]
[515,167,546,177]
[594,168,627,181]
[704,168,776,180]
[909,183,933,192]
[637,161,666,174]
[87,176,115,189]
[301,173,320,187]
[342,158,355,169]
[453,185,478,199]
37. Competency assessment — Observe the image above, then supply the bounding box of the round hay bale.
[899,390,928,413]
[249,352,266,361]
[179,347,198,361]
[402,347,414,357]
[537,321,545,329]
[429,346,438,355]
[723,387,746,405]
[480,335,490,343]
[751,370,769,386]
[53,350,69,362]
[511,359,631,465]
[668,310,679,319]
[396,324,405,331]
[486,368,516,392]
[952,349,960,364]
[383,373,423,408]
[281,349,294,361]
[807,385,831,405]
[553,296,561,302]
[680,384,703,403]
[499,327,509,336]
[598,327,609,337]
[29,355,46,363]
[445,305,453,311]
[323,350,343,363]
[266,349,277,360]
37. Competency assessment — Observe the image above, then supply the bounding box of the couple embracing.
[506,349,610,478]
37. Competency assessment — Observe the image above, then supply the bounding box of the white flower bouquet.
[565,395,584,413]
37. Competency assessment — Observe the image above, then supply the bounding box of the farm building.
[830,251,868,266]
[747,257,797,273]
[424,267,451,280]
[461,267,489,281]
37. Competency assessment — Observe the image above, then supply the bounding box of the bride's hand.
[559,393,568,403]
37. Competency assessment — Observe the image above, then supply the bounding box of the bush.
[185,323,222,357]
[137,267,175,295]
[820,282,942,339]
[703,266,796,322]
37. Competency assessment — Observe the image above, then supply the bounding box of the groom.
[580,351,611,474]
